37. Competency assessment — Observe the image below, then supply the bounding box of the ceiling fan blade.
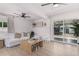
[13,12,31,18]
[41,3,52,6]
[41,3,67,6]
[53,3,67,5]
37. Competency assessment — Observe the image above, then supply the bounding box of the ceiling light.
[53,4,59,7]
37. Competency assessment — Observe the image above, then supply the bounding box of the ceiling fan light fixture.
[53,4,59,7]
[41,3,66,7]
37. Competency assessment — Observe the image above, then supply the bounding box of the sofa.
[4,33,21,48]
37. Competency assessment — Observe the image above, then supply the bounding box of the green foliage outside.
[72,21,79,37]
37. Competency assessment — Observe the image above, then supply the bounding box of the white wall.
[8,16,15,33]
[51,9,79,21]
[33,19,50,41]
[14,17,32,33]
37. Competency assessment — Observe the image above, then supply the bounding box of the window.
[0,21,8,32]
[0,22,2,27]
[54,21,63,35]
[53,20,79,45]
[3,22,7,27]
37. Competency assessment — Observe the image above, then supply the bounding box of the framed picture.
[32,21,47,27]
[23,32,27,37]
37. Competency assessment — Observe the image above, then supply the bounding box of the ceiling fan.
[14,12,31,18]
[41,3,66,7]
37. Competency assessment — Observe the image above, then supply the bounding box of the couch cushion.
[15,33,21,38]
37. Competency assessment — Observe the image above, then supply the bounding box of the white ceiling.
[0,3,79,20]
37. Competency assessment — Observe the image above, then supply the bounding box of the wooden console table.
[20,39,43,54]
[0,39,4,48]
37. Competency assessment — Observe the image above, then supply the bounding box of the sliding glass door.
[54,21,64,41]
[53,19,79,45]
